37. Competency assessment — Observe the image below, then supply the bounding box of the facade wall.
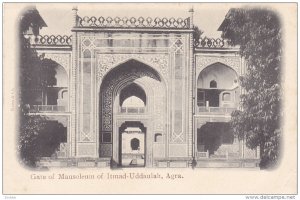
[30,13,260,168]
[71,31,193,167]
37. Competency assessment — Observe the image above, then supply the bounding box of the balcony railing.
[119,107,145,114]
[197,106,236,114]
[30,105,66,113]
[196,151,209,159]
[196,151,240,160]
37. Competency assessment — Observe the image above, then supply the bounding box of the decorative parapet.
[76,16,190,29]
[31,35,72,46]
[195,37,233,49]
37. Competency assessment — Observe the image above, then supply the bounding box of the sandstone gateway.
[26,7,260,168]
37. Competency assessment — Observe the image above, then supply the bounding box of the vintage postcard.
[2,2,297,195]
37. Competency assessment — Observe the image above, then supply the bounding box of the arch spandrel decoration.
[38,52,71,76]
[195,56,241,76]
[96,54,169,84]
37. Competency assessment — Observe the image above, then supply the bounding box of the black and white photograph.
[2,2,297,196]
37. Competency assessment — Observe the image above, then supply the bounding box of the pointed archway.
[98,59,166,167]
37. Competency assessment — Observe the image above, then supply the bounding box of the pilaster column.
[70,6,78,156]
[188,8,195,159]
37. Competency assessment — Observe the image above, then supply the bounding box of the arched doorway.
[98,59,166,167]
[119,121,146,167]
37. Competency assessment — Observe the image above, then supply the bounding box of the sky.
[35,3,235,38]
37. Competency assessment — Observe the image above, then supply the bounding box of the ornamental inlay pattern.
[170,38,184,54]
[171,131,184,143]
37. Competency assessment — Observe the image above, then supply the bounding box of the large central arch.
[98,59,166,167]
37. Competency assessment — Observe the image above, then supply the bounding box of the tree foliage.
[221,8,282,168]
[193,25,204,45]
[18,8,63,168]
[19,38,56,106]
[18,116,66,167]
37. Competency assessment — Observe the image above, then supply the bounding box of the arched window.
[131,138,140,150]
[210,80,217,88]
[154,133,163,143]
[222,92,231,101]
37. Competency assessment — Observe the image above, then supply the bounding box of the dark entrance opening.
[130,138,140,150]
[197,122,234,157]
[119,121,146,167]
[197,89,223,107]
